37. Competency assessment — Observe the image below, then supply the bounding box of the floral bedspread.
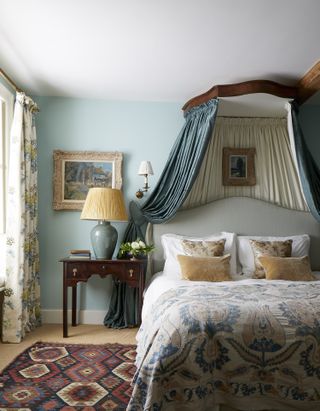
[127,281,320,411]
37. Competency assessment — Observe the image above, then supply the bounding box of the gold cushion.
[258,255,316,281]
[181,239,225,257]
[250,239,292,279]
[177,254,231,282]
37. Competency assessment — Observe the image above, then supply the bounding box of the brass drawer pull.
[129,269,134,278]
[72,268,78,277]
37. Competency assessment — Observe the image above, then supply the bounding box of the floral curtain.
[2,92,40,343]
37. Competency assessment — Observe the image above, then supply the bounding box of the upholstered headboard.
[150,197,320,274]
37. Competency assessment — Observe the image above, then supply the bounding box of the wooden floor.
[0,324,138,372]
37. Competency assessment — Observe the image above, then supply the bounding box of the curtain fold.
[2,92,40,343]
[104,98,219,328]
[287,101,320,222]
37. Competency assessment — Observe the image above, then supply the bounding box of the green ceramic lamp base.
[90,221,118,259]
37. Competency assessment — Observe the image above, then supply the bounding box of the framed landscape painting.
[53,150,123,210]
[222,147,256,186]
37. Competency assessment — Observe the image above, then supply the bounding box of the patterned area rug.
[0,342,136,410]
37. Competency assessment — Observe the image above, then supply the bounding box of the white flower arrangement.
[119,238,155,258]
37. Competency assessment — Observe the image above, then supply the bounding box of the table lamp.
[80,187,128,259]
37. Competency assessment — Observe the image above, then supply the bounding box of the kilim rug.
[0,342,136,410]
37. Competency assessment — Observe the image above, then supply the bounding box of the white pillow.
[238,234,311,278]
[161,232,237,279]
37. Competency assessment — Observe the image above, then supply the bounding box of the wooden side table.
[60,258,146,337]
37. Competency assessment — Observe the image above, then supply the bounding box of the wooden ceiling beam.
[297,60,320,105]
[182,79,298,112]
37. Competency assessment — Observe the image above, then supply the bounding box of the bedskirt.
[128,280,320,411]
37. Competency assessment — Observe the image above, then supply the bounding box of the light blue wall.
[34,96,184,312]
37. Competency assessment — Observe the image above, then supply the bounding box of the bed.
[127,198,320,411]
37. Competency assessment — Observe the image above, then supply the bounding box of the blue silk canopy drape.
[290,101,320,222]
[104,98,219,328]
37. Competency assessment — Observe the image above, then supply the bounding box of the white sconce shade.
[138,161,154,176]
[136,161,154,199]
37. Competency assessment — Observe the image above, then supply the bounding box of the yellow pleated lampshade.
[80,187,128,221]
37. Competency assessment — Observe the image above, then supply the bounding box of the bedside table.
[60,258,146,337]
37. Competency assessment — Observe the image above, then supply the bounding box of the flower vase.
[129,254,147,261]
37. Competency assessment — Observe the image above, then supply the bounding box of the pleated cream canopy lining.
[183,117,308,212]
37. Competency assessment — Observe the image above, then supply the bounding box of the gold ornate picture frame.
[222,147,256,186]
[53,150,123,210]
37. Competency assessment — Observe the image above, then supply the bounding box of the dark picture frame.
[53,150,123,210]
[222,147,256,186]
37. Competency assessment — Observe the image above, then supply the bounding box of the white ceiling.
[1,0,320,103]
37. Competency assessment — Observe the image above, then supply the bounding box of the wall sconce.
[136,160,154,199]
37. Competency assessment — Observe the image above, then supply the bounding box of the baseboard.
[41,309,106,325]
[79,310,106,325]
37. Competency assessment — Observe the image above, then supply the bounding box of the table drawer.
[66,263,90,280]
[65,262,141,284]
[113,264,140,285]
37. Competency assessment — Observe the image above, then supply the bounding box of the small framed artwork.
[53,150,123,210]
[222,147,256,186]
